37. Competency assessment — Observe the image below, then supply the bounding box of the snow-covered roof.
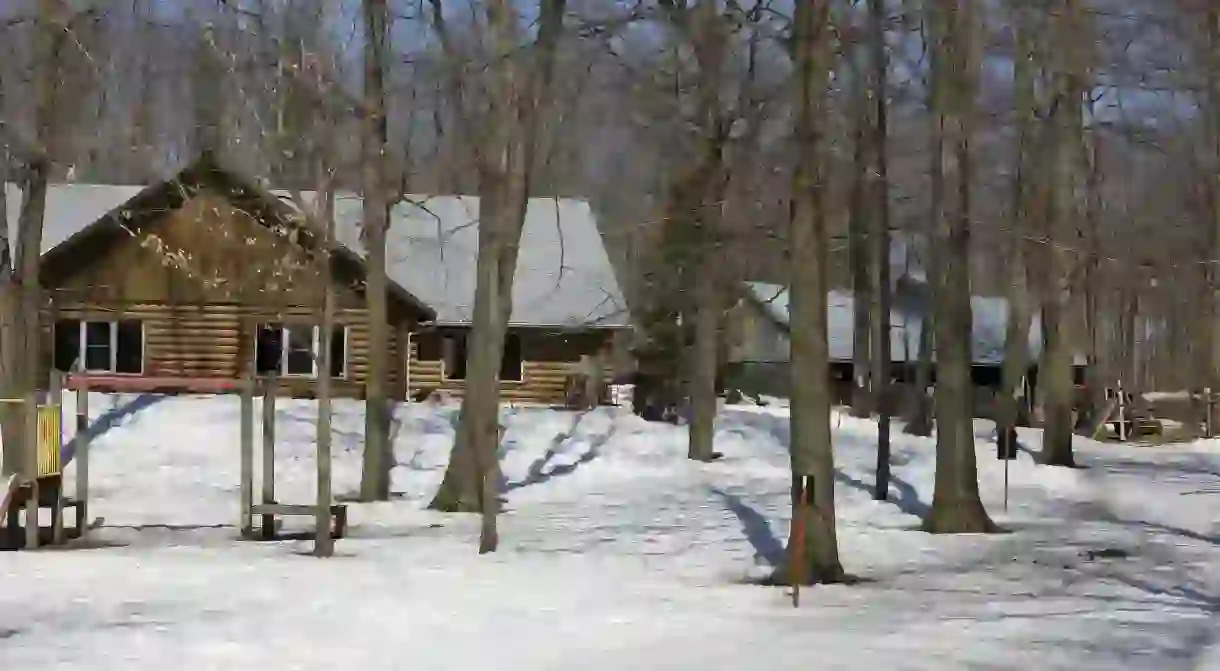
[4,182,144,255]
[6,180,630,330]
[744,281,1082,365]
[328,194,629,328]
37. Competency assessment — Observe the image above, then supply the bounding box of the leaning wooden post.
[49,370,65,545]
[75,371,90,535]
[261,373,277,540]
[240,374,255,538]
[23,391,39,550]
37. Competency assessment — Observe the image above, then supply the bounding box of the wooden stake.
[315,193,337,558]
[261,374,277,540]
[240,374,254,538]
[75,373,89,536]
[791,475,810,608]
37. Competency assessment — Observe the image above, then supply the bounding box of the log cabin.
[726,280,1088,417]
[10,153,435,398]
[6,153,631,405]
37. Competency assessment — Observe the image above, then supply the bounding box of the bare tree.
[847,6,874,420]
[1039,0,1089,468]
[773,0,846,586]
[996,0,1038,458]
[867,0,893,499]
[921,0,997,534]
[1206,5,1220,432]
[358,0,395,502]
[2,0,73,477]
[427,0,569,554]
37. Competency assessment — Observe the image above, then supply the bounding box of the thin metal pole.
[1003,453,1010,512]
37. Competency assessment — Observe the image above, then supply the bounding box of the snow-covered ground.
[2,393,1219,670]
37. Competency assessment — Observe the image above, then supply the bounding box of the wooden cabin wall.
[45,303,408,399]
[409,329,618,406]
[38,187,430,398]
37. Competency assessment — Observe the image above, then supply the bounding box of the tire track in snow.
[503,411,616,492]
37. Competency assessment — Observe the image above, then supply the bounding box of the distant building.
[725,280,1086,413]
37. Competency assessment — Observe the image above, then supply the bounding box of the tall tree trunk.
[1040,0,1086,468]
[661,0,730,463]
[996,2,1036,458]
[868,0,892,499]
[772,0,845,586]
[904,306,934,437]
[359,0,394,501]
[0,153,11,475]
[688,249,720,461]
[849,32,873,419]
[903,16,937,439]
[2,0,63,477]
[1207,6,1220,430]
[922,0,997,534]
[1080,92,1105,433]
[429,0,568,530]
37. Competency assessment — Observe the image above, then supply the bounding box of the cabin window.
[441,332,523,383]
[53,320,144,374]
[256,324,347,378]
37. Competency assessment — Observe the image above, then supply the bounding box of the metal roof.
[743,281,1084,366]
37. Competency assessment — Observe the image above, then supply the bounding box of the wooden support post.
[396,324,411,401]
[261,374,277,540]
[240,374,254,538]
[49,371,65,545]
[316,359,335,558]
[23,392,38,549]
[75,375,90,536]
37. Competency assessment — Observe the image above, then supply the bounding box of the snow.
[3,393,1220,669]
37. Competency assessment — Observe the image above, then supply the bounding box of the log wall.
[45,302,407,399]
[43,303,620,405]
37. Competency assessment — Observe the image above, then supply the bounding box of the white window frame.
[265,324,348,379]
[78,320,145,374]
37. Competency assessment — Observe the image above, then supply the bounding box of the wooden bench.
[246,502,348,540]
